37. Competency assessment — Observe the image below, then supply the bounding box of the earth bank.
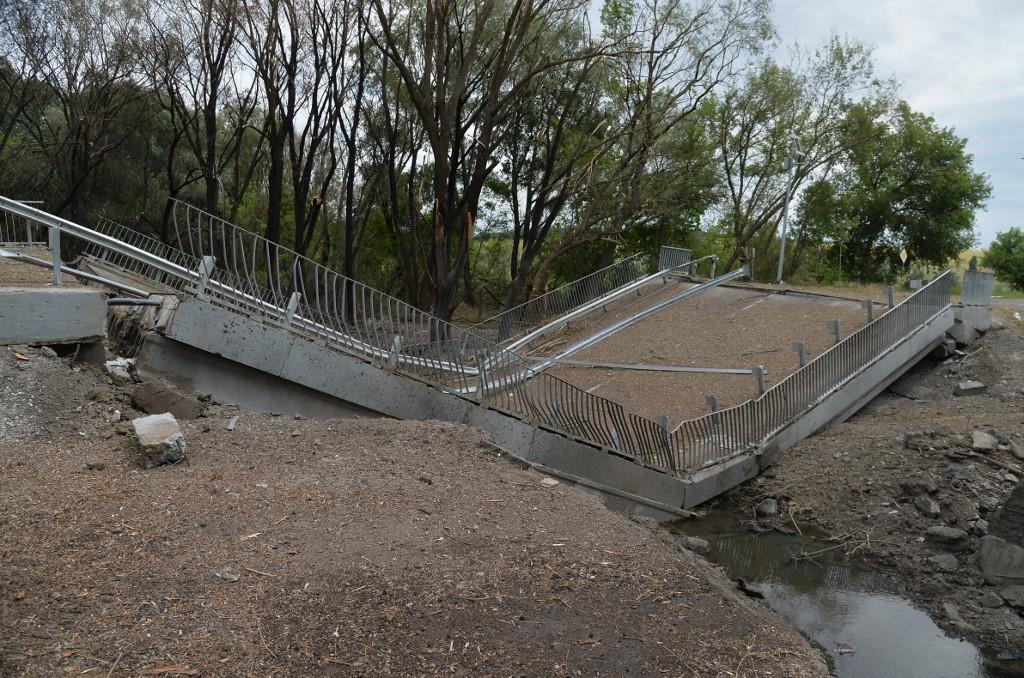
[0,345,827,677]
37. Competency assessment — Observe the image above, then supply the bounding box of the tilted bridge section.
[0,196,955,516]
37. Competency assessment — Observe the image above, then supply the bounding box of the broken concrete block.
[977,535,1024,585]
[955,380,986,396]
[131,413,186,468]
[104,357,136,384]
[948,321,979,346]
[972,430,999,452]
[133,379,207,420]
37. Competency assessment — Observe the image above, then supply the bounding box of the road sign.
[899,248,908,264]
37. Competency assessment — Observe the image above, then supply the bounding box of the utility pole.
[776,137,805,284]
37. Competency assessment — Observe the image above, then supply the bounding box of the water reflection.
[674,514,1024,678]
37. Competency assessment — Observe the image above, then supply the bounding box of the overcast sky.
[773,0,1024,246]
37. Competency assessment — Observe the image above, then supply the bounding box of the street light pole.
[775,138,804,284]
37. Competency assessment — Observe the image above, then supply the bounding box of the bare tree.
[8,0,147,219]
[370,0,605,321]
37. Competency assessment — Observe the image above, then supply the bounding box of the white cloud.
[774,0,1024,245]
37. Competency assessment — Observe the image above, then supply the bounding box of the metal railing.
[669,272,953,471]
[1,201,47,245]
[469,253,648,344]
[0,195,954,479]
[658,245,692,271]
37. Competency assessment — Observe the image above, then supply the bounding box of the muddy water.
[675,512,1024,678]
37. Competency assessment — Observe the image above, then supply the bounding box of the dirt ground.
[718,307,1024,657]
[538,281,876,425]
[0,346,827,677]
[0,249,78,288]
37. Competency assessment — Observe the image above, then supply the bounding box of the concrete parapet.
[0,286,106,345]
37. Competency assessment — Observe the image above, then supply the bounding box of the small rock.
[38,346,58,358]
[979,590,1004,608]
[971,519,989,536]
[904,431,939,451]
[954,380,986,396]
[977,535,1024,585]
[1000,585,1024,609]
[926,525,969,545]
[677,535,710,556]
[291,430,302,438]
[540,477,559,488]
[927,553,959,573]
[1010,440,1024,461]
[914,495,942,519]
[226,416,239,432]
[212,570,240,583]
[755,498,779,518]
[972,430,999,452]
[84,461,106,471]
[901,475,939,496]
[1005,473,1020,484]
[131,413,187,469]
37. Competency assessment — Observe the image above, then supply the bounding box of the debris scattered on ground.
[131,412,187,468]
[954,379,987,396]
[133,379,207,419]
[104,356,137,384]
[0,347,827,677]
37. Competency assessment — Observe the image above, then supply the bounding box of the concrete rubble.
[131,412,187,468]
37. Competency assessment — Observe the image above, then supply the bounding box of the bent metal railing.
[658,246,692,271]
[469,253,648,344]
[0,195,952,480]
[0,196,679,472]
[670,271,953,471]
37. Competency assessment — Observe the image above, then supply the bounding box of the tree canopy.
[0,0,994,318]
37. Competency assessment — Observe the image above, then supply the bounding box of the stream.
[674,511,1024,678]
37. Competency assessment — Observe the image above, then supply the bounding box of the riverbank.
[700,310,1024,659]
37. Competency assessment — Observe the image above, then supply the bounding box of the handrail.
[0,194,953,479]
[668,271,953,471]
[470,252,648,343]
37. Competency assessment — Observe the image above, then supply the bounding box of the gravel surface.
[0,346,827,677]
[0,248,76,288]
[539,282,877,425]
[718,310,1024,657]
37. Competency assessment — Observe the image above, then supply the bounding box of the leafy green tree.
[983,228,1024,291]
[817,101,991,279]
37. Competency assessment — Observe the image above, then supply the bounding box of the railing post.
[861,299,875,322]
[752,366,766,396]
[477,351,489,403]
[705,395,719,413]
[827,319,842,344]
[791,341,806,367]
[284,291,301,326]
[48,226,62,286]
[883,286,895,309]
[387,335,403,370]
[196,255,216,293]
[656,414,675,471]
